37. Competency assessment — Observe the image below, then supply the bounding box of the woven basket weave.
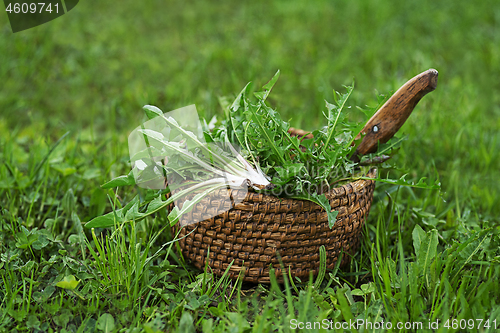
[171,129,376,283]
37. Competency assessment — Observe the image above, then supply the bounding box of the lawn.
[1,0,500,332]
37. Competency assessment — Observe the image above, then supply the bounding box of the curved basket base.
[173,169,376,283]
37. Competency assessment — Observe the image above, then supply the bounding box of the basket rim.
[228,167,377,204]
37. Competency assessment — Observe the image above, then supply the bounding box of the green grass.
[1,0,500,332]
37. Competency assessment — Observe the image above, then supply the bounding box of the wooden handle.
[351,69,438,161]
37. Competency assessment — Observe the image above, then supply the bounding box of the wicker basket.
[170,127,376,283]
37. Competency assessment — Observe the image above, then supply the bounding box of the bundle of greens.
[85,71,438,230]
